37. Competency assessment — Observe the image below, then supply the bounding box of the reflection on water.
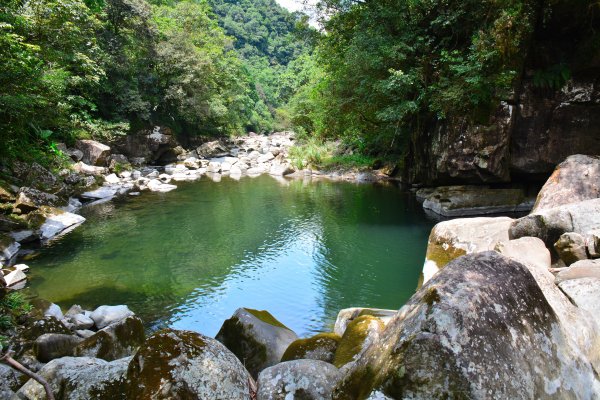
[25,175,436,337]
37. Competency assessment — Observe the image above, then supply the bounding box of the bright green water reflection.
[26,175,436,337]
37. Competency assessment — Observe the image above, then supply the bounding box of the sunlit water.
[25,175,436,337]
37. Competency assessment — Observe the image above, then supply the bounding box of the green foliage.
[0,292,32,331]
[533,63,571,89]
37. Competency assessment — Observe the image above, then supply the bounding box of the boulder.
[107,154,130,172]
[555,259,600,283]
[14,187,61,213]
[11,161,59,191]
[90,305,134,329]
[533,154,600,212]
[21,317,71,341]
[67,313,94,330]
[17,356,130,400]
[126,329,252,399]
[423,217,513,284]
[34,333,83,362]
[257,360,342,400]
[10,230,37,243]
[74,315,145,361]
[334,308,397,337]
[146,179,177,192]
[421,185,532,217]
[197,140,229,158]
[257,152,275,164]
[269,163,294,177]
[0,363,22,399]
[0,214,28,232]
[494,236,551,270]
[39,210,85,241]
[75,139,111,166]
[0,233,20,264]
[510,198,600,248]
[104,173,120,185]
[216,307,298,378]
[81,186,118,200]
[281,333,341,363]
[586,229,600,258]
[66,148,84,162]
[72,161,107,176]
[333,315,384,368]
[333,252,600,399]
[4,268,27,288]
[558,278,600,329]
[555,232,589,265]
[42,302,64,320]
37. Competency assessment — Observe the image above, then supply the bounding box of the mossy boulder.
[281,333,341,363]
[126,328,252,399]
[333,252,600,399]
[333,315,384,368]
[422,216,513,284]
[34,333,83,363]
[216,307,298,378]
[334,307,397,336]
[257,359,342,400]
[74,315,145,361]
[17,356,130,400]
[21,316,71,341]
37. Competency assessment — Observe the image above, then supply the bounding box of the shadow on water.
[25,175,436,337]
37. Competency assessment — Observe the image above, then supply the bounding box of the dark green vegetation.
[0,0,312,163]
[0,292,32,349]
[289,0,600,159]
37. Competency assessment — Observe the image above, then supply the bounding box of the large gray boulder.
[558,278,600,330]
[126,329,252,399]
[74,315,145,361]
[533,154,600,212]
[75,139,111,166]
[216,308,298,378]
[17,356,130,399]
[556,259,600,283]
[333,252,600,399]
[0,363,22,398]
[510,198,600,248]
[257,360,342,400]
[422,217,513,284]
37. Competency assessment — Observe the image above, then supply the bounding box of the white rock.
[90,305,134,329]
[257,152,275,163]
[40,212,86,241]
[230,165,242,175]
[145,170,159,178]
[14,264,29,273]
[158,173,172,183]
[44,303,64,320]
[131,170,141,179]
[69,313,95,330]
[61,197,82,213]
[104,174,120,184]
[147,179,177,193]
[208,173,222,182]
[248,150,261,160]
[81,187,118,200]
[118,170,131,179]
[4,269,27,287]
[207,161,221,173]
[221,162,232,172]
[73,162,107,176]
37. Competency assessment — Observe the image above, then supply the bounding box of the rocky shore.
[2,136,600,398]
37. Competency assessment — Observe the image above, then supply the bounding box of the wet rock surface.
[281,333,341,364]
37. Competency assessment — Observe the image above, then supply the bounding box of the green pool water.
[25,175,436,337]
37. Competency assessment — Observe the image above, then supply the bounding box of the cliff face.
[406,2,600,186]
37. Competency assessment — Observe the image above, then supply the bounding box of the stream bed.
[25,175,436,337]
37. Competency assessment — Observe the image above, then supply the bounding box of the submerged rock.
[216,307,298,378]
[533,154,600,212]
[257,359,341,400]
[17,356,130,399]
[281,333,341,363]
[333,252,600,399]
[126,329,252,399]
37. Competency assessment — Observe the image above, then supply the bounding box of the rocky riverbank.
[2,140,599,398]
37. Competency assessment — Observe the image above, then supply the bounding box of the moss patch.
[281,332,341,363]
[425,241,466,269]
[334,315,383,368]
[244,308,291,330]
